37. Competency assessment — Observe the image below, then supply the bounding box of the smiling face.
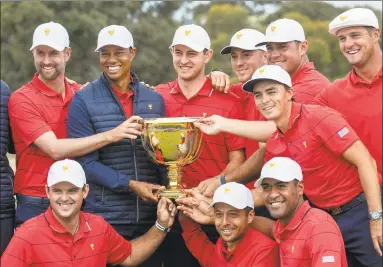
[261,178,304,225]
[171,44,212,82]
[32,45,71,81]
[231,48,266,82]
[46,182,89,223]
[336,26,380,68]
[214,203,254,251]
[253,80,292,121]
[266,41,307,76]
[99,45,136,83]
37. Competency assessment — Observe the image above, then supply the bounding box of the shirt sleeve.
[311,86,330,107]
[250,243,280,267]
[107,222,132,265]
[224,97,246,152]
[180,218,217,267]
[1,228,32,267]
[308,221,346,267]
[67,93,132,192]
[8,92,52,146]
[229,83,247,101]
[314,108,359,155]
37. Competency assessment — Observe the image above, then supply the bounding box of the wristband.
[219,175,227,185]
[155,220,171,232]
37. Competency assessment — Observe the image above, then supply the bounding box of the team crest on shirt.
[236,33,242,40]
[340,15,347,21]
[108,29,115,36]
[303,141,307,148]
[44,28,51,36]
[271,25,277,32]
[202,112,207,117]
[185,30,191,36]
[148,104,153,110]
[90,244,94,250]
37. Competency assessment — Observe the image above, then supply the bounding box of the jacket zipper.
[133,92,140,223]
[101,187,104,204]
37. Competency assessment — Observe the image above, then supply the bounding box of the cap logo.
[44,28,51,36]
[269,163,275,168]
[258,68,265,74]
[340,15,347,21]
[271,25,277,32]
[236,33,242,40]
[148,104,152,110]
[62,166,69,172]
[224,187,231,193]
[185,30,191,36]
[108,29,115,36]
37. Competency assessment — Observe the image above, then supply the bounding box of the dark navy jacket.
[67,73,166,227]
[0,80,15,218]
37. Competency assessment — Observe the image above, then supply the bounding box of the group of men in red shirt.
[0,5,382,267]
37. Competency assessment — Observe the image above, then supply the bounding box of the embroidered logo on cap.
[271,25,277,32]
[269,163,275,168]
[44,28,51,36]
[340,15,347,21]
[63,166,69,172]
[185,30,191,36]
[224,187,231,193]
[108,29,115,36]
[236,33,242,40]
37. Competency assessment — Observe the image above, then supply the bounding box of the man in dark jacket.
[0,80,15,255]
[67,25,167,267]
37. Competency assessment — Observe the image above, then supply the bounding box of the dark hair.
[245,207,254,215]
[364,26,377,36]
[203,48,209,54]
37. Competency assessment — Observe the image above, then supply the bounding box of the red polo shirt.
[112,86,134,118]
[8,74,81,197]
[155,78,245,188]
[291,62,330,104]
[264,102,365,208]
[313,67,382,175]
[274,201,347,267]
[1,207,131,267]
[180,218,280,267]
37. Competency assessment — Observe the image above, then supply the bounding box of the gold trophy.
[141,117,204,199]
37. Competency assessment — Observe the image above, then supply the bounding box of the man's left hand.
[157,197,177,229]
[209,71,231,93]
[370,220,383,256]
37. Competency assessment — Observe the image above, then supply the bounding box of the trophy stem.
[158,163,182,199]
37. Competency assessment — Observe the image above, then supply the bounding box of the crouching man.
[1,159,176,267]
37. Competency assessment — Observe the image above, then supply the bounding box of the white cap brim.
[242,78,291,93]
[95,42,132,52]
[220,44,266,55]
[209,199,252,210]
[30,41,66,51]
[169,41,205,52]
[329,22,378,35]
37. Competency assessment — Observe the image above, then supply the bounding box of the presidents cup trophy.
[141,117,204,199]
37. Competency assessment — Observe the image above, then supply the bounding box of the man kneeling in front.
[179,182,280,267]
[1,159,176,267]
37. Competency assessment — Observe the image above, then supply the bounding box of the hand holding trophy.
[141,117,204,199]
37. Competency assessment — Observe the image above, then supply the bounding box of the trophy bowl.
[141,117,204,199]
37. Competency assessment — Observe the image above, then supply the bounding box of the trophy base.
[157,189,182,200]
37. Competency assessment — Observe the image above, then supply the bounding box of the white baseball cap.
[255,157,303,187]
[47,159,86,188]
[95,25,134,52]
[170,24,210,52]
[329,8,380,35]
[242,64,292,92]
[220,29,266,54]
[210,182,254,210]
[261,18,305,45]
[30,21,69,51]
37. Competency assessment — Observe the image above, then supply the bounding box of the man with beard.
[1,159,176,267]
[8,22,143,227]
[178,182,279,267]
[67,25,167,267]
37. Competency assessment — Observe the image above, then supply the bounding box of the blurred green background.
[1,1,382,92]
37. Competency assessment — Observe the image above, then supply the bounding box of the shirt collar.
[112,85,135,98]
[170,77,214,97]
[277,102,302,134]
[31,73,72,99]
[217,228,254,262]
[276,201,312,234]
[292,62,315,85]
[350,66,382,85]
[44,207,91,237]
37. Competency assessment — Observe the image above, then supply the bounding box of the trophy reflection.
[141,117,204,199]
